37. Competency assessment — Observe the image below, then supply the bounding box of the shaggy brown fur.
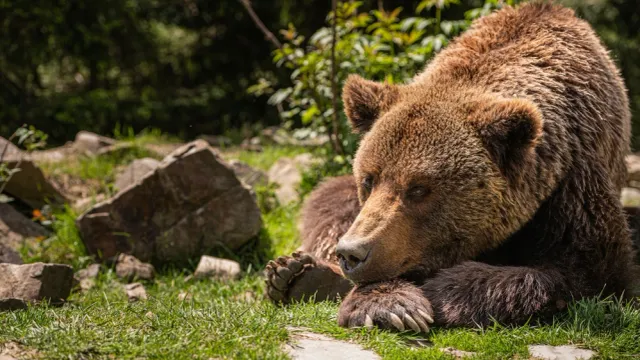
[264,176,357,304]
[265,2,638,330]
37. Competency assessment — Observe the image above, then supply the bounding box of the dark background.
[2,0,639,147]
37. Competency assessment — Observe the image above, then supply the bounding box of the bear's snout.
[336,237,372,280]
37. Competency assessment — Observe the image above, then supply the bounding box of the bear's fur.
[265,2,638,330]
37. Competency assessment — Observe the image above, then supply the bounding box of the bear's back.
[417,2,630,191]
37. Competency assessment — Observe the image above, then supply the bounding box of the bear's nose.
[336,238,371,275]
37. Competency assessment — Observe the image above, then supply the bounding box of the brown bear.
[264,2,639,332]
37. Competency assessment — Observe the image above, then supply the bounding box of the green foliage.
[20,206,91,270]
[251,1,505,164]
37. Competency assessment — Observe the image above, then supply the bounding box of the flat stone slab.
[285,329,380,360]
[528,345,596,360]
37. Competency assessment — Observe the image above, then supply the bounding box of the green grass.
[227,145,313,171]
[1,270,639,359]
[3,144,640,359]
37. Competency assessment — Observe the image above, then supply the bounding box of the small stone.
[124,283,147,302]
[268,153,319,205]
[145,311,156,319]
[73,131,116,154]
[440,347,476,358]
[178,292,193,302]
[285,329,380,360]
[79,278,95,292]
[115,254,155,281]
[75,263,101,281]
[193,256,241,281]
[0,263,74,304]
[528,345,596,360]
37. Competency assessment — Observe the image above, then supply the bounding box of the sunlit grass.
[4,144,639,359]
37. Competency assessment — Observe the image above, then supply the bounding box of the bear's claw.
[264,251,315,304]
[338,280,434,334]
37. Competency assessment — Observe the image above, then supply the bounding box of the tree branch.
[330,0,345,155]
[237,0,282,49]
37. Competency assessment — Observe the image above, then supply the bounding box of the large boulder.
[0,263,74,304]
[268,153,319,205]
[0,203,49,263]
[77,140,262,264]
[114,158,161,191]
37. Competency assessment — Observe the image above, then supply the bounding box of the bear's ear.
[342,74,400,133]
[471,98,543,178]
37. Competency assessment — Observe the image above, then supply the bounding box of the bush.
[250,0,513,168]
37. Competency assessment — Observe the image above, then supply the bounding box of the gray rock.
[227,160,268,188]
[621,187,640,207]
[75,263,101,281]
[73,131,116,155]
[77,140,262,264]
[124,283,147,302]
[528,345,596,360]
[285,328,380,360]
[440,347,476,358]
[0,203,48,263]
[0,243,22,265]
[193,255,241,281]
[0,159,68,209]
[0,263,74,304]
[0,137,22,159]
[114,158,161,191]
[114,254,155,281]
[268,153,319,205]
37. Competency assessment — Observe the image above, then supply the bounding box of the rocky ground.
[0,130,639,359]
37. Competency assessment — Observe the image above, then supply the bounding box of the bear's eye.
[362,175,374,192]
[406,186,430,200]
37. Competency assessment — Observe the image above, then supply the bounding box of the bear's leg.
[264,176,360,305]
[339,262,568,332]
[421,262,567,327]
[265,251,353,304]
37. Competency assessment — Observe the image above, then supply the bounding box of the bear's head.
[336,74,543,284]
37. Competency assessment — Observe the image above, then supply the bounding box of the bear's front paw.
[338,280,434,334]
